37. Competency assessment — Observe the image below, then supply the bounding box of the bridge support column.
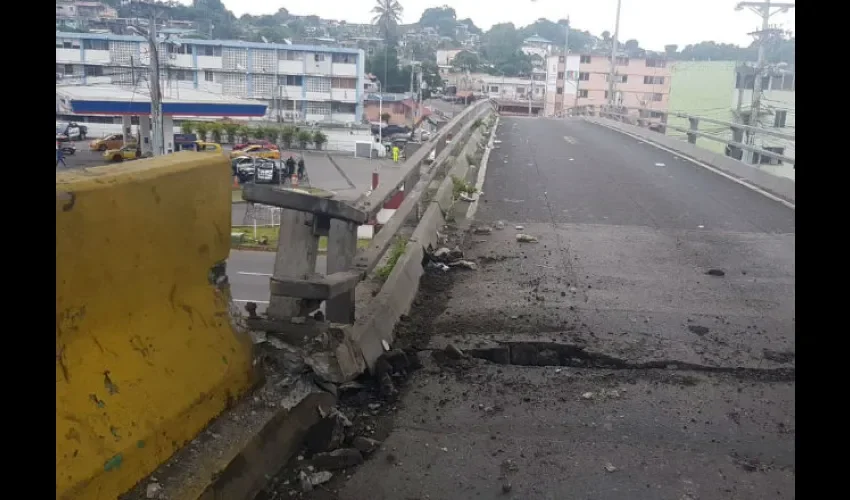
[122,115,132,144]
[140,115,152,155]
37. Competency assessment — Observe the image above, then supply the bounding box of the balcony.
[57,48,82,63]
[331,88,357,102]
[168,53,194,68]
[278,60,303,74]
[306,91,332,102]
[85,49,111,64]
[197,56,222,70]
[305,57,332,75]
[332,63,357,77]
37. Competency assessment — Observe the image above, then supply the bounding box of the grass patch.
[376,237,408,281]
[231,225,370,252]
[451,174,478,200]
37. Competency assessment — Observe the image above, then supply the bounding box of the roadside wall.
[56,153,256,499]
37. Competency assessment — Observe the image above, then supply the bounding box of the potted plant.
[313,130,328,151]
[280,126,295,149]
[193,121,210,142]
[180,120,195,135]
[222,122,239,144]
[209,123,223,144]
[297,130,312,149]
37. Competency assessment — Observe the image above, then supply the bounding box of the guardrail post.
[326,219,357,323]
[687,117,700,144]
[267,209,321,319]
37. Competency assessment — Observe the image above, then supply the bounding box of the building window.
[566,70,578,80]
[313,53,326,62]
[558,56,565,63]
[58,39,81,49]
[306,76,331,93]
[650,111,664,118]
[84,65,104,77]
[580,55,591,63]
[652,93,663,102]
[332,53,355,64]
[306,101,332,115]
[773,110,787,128]
[64,64,74,74]
[204,71,214,82]
[645,59,666,68]
[578,72,590,81]
[781,74,794,91]
[279,75,304,86]
[578,89,588,98]
[556,87,564,95]
[557,71,564,80]
[643,76,665,85]
[331,77,356,89]
[616,56,629,65]
[200,46,222,57]
[332,102,356,114]
[167,44,193,55]
[281,50,304,61]
[83,39,108,50]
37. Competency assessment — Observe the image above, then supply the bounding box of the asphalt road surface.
[228,250,326,315]
[332,117,795,499]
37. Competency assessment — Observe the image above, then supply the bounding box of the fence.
[573,105,795,167]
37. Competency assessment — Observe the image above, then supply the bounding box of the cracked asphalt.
[314,117,795,499]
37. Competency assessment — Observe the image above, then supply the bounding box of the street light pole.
[148,14,165,156]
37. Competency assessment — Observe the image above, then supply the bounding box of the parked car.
[253,159,285,184]
[232,156,263,182]
[89,134,126,152]
[231,144,280,160]
[233,140,279,151]
[103,145,142,162]
[57,121,88,142]
[195,141,224,154]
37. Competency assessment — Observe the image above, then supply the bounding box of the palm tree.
[371,0,403,41]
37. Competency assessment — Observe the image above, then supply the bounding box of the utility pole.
[735,1,795,164]
[562,17,570,117]
[148,15,165,156]
[608,0,622,116]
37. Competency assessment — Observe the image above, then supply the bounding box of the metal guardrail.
[573,104,795,166]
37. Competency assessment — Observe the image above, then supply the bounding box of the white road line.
[466,117,500,221]
[593,121,795,210]
[233,299,269,304]
[563,136,577,144]
[237,272,272,277]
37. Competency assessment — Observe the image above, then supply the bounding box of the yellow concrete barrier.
[56,153,256,500]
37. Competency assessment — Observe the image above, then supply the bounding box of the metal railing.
[573,104,795,166]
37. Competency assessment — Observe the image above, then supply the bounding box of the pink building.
[575,54,672,117]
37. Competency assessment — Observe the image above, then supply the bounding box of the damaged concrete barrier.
[56,153,256,500]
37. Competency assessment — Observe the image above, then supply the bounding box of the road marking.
[467,117,500,221]
[237,272,272,277]
[563,136,577,144]
[233,299,269,304]
[592,121,795,210]
[655,163,666,167]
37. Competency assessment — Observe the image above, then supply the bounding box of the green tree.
[372,0,404,42]
[452,51,480,72]
[380,112,391,123]
[180,120,195,135]
[236,125,250,143]
[313,131,328,151]
[250,126,266,140]
[664,44,679,56]
[266,127,280,144]
[280,126,296,149]
[418,6,456,37]
[222,122,239,144]
[297,130,312,149]
[209,122,223,144]
[193,121,210,141]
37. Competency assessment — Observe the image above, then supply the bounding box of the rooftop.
[524,35,553,44]
[55,31,361,55]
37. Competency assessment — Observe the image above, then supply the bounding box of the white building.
[55,32,366,125]
[544,54,581,117]
[521,35,554,60]
[477,75,545,101]
[733,63,795,165]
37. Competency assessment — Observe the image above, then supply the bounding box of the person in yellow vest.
[392,145,400,163]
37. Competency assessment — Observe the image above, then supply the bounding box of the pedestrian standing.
[392,145,399,163]
[56,142,67,167]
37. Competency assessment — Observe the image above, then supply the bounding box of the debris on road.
[581,391,595,400]
[705,268,726,277]
[311,448,364,470]
[146,482,162,499]
[688,325,710,336]
[352,436,382,455]
[425,246,477,271]
[448,260,478,270]
[474,226,493,235]
[309,471,333,486]
[604,462,618,473]
[495,220,506,230]
[444,343,467,360]
[515,225,525,230]
[516,233,538,243]
[459,192,477,202]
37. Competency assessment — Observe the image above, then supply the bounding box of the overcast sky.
[191,0,795,51]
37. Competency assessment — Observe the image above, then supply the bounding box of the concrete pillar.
[122,115,132,144]
[162,115,174,154]
[139,115,152,155]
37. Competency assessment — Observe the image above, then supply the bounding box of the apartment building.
[544,54,581,117]
[733,63,795,165]
[573,53,672,117]
[55,32,365,124]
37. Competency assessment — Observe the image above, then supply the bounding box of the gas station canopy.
[56,85,268,117]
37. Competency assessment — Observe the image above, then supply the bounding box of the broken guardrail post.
[242,184,368,326]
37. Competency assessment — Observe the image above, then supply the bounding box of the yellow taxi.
[196,141,224,154]
[231,144,281,160]
[90,134,126,152]
[103,145,141,162]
